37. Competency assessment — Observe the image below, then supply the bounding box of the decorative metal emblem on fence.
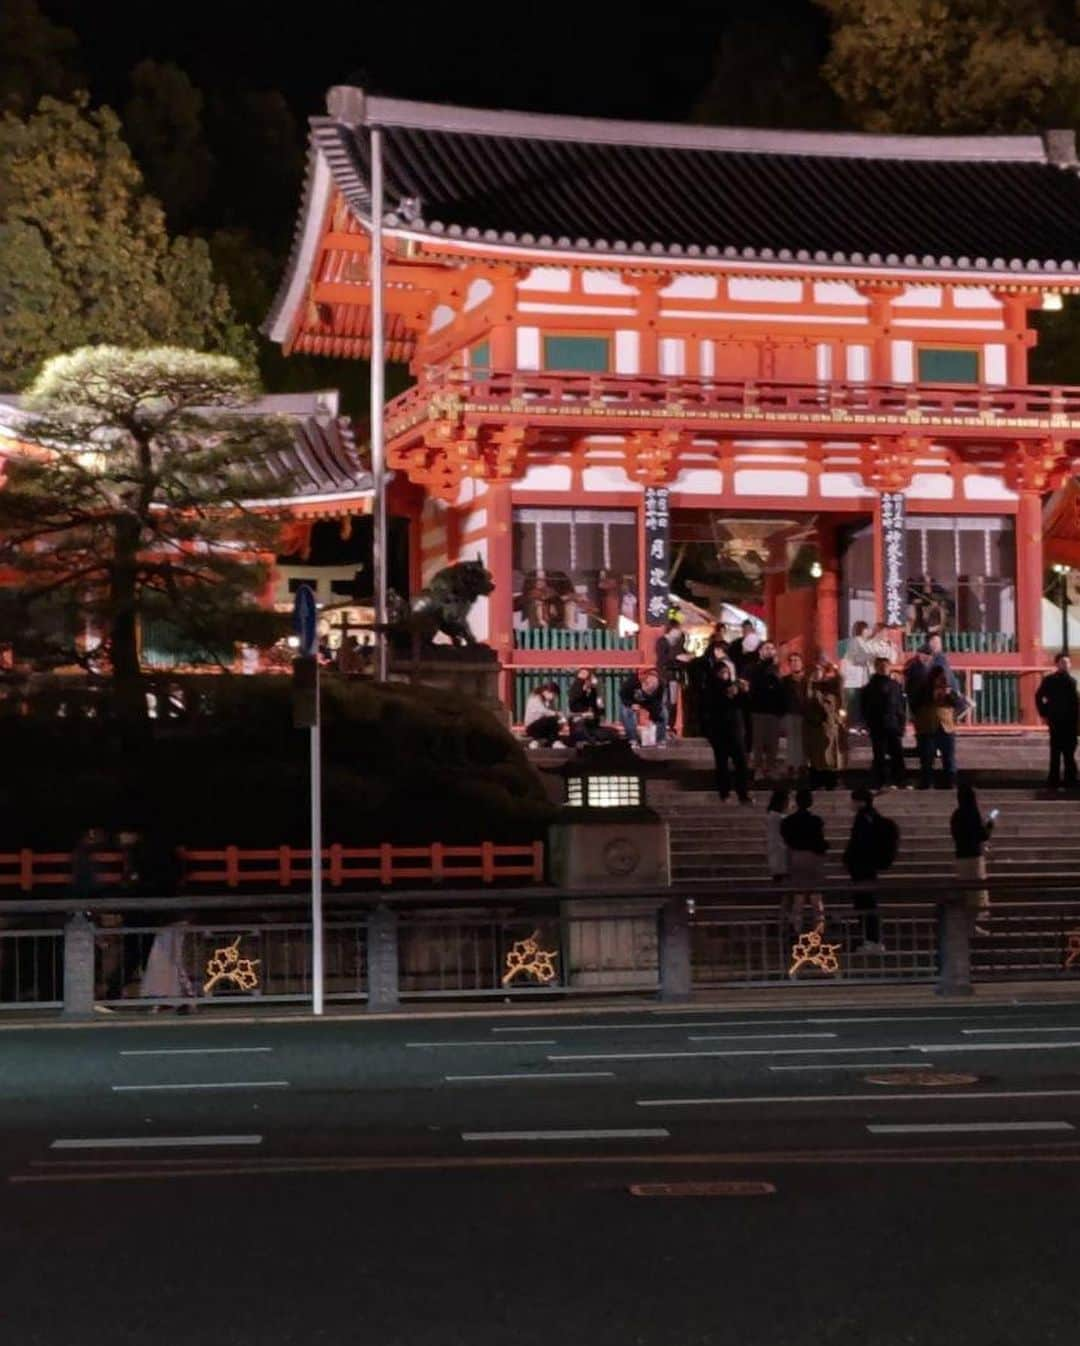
[788,930,840,978]
[203,936,261,994]
[502,931,559,986]
[1065,929,1080,969]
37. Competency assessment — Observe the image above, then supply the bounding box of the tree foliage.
[817,0,1080,133]
[0,96,252,390]
[0,346,296,719]
[123,60,213,231]
[0,0,82,115]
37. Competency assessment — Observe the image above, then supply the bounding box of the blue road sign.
[293,584,318,657]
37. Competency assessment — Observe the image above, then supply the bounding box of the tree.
[0,96,252,391]
[817,0,1080,133]
[0,0,82,115]
[123,61,213,231]
[0,346,296,723]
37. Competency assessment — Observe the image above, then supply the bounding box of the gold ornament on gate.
[1065,929,1080,969]
[788,930,840,978]
[203,936,260,994]
[502,930,559,986]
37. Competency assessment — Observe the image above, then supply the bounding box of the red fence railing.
[0,842,545,893]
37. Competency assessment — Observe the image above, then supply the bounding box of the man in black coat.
[698,662,751,803]
[1036,653,1080,789]
[860,657,908,789]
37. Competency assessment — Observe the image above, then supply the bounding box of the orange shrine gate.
[267,89,1080,725]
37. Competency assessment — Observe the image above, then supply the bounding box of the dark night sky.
[41,0,824,123]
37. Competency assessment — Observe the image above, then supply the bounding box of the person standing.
[1035,653,1079,790]
[913,666,959,788]
[766,788,792,928]
[748,641,786,781]
[619,669,667,747]
[698,662,751,804]
[950,784,994,935]
[842,621,873,732]
[655,619,687,736]
[927,632,959,693]
[781,651,810,779]
[727,619,760,680]
[861,657,908,789]
[805,660,845,789]
[842,787,898,953]
[780,787,829,935]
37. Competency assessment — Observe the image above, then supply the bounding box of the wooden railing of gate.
[0,842,545,892]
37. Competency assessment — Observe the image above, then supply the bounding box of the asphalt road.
[4,1000,1080,1344]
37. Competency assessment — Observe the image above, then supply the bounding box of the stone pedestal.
[547,814,670,890]
[387,649,506,723]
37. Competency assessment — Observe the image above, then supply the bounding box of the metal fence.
[0,927,63,1008]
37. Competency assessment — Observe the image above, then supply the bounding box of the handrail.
[0,841,545,893]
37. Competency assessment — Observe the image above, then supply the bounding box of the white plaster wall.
[907,473,955,500]
[894,285,943,308]
[734,468,809,496]
[699,340,715,377]
[846,345,870,381]
[820,472,876,498]
[518,462,572,490]
[954,287,1002,308]
[518,267,572,291]
[516,327,541,370]
[662,275,718,299]
[615,330,640,374]
[728,277,803,303]
[464,278,494,311]
[813,281,867,305]
[659,337,686,376]
[672,468,723,495]
[964,474,1017,501]
[816,343,832,381]
[468,536,490,641]
[429,303,455,333]
[463,509,488,535]
[582,270,636,295]
[892,340,914,382]
[582,465,642,492]
[984,344,1008,385]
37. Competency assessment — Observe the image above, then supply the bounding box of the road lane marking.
[51,1136,263,1150]
[118,1047,274,1056]
[867,1122,1074,1135]
[110,1081,290,1092]
[552,1041,1080,1063]
[961,1027,1080,1035]
[638,1088,1080,1107]
[688,1033,838,1043]
[408,1040,556,1048]
[769,1062,931,1072]
[549,1046,922,1062]
[444,1072,615,1082]
[491,1013,1031,1035]
[462,1129,670,1142]
[806,1015,1022,1025]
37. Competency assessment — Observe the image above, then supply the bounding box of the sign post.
[644,487,671,628]
[880,492,907,631]
[292,584,323,1016]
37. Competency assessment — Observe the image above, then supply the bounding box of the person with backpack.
[842,787,899,954]
[780,787,829,935]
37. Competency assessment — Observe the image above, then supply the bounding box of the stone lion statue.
[387,558,495,648]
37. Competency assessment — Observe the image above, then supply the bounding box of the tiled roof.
[305,90,1080,273]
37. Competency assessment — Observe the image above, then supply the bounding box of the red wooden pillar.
[815,521,840,662]
[1016,487,1045,724]
[487,482,515,707]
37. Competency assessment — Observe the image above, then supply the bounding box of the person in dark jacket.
[748,641,786,780]
[619,669,666,746]
[782,651,810,778]
[698,662,751,803]
[903,646,933,715]
[655,620,687,734]
[950,783,994,933]
[1035,653,1079,789]
[860,657,908,789]
[780,787,828,933]
[568,667,604,743]
[842,787,888,952]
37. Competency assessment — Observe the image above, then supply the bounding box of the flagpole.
[370,124,388,682]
